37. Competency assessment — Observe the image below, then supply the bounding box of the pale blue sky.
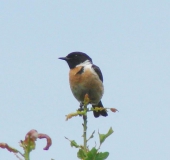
[0,1,170,160]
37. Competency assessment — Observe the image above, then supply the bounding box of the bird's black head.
[59,52,92,69]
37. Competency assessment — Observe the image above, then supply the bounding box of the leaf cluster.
[0,129,52,160]
[66,127,113,160]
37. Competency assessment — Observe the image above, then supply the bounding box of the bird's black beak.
[58,57,69,61]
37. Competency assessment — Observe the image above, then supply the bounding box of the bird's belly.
[69,67,104,105]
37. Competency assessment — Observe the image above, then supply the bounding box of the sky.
[0,1,170,160]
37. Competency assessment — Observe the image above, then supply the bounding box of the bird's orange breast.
[69,66,104,104]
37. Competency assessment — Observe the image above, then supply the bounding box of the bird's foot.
[78,102,84,111]
[77,102,84,116]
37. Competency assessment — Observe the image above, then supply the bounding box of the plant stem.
[24,150,30,160]
[83,104,88,152]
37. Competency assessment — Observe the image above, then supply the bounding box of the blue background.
[0,1,170,160]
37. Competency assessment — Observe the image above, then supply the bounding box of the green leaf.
[96,152,109,160]
[85,147,97,160]
[99,127,114,145]
[85,148,109,160]
[70,140,79,148]
[77,149,87,159]
[89,147,97,155]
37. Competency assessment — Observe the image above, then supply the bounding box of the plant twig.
[24,150,30,160]
[82,94,90,153]
[14,153,23,160]
[86,131,95,142]
[83,104,87,152]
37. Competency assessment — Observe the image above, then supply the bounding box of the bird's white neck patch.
[76,60,92,67]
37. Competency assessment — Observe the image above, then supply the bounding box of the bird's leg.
[77,102,84,117]
[78,102,84,111]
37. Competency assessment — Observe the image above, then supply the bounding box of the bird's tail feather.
[92,101,108,118]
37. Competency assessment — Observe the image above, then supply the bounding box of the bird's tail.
[92,101,108,118]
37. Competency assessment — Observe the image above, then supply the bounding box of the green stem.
[24,144,31,160]
[83,104,88,152]
[24,149,30,160]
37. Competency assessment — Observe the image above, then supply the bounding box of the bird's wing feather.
[92,65,103,82]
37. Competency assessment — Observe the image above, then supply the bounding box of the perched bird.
[59,52,108,118]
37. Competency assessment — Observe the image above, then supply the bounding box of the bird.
[59,52,108,118]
